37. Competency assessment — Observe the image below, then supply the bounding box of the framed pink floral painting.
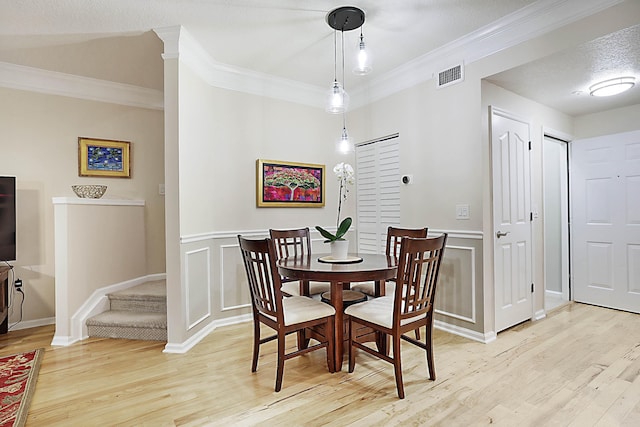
[256,159,325,207]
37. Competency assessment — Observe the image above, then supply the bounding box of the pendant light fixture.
[326,29,349,114]
[353,28,372,75]
[326,6,366,153]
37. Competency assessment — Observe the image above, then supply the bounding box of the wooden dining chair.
[351,226,428,297]
[238,235,336,392]
[345,234,447,399]
[269,227,330,297]
[351,226,428,340]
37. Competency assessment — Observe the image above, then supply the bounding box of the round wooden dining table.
[278,253,397,371]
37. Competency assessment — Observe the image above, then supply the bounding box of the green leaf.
[334,217,352,240]
[315,226,337,241]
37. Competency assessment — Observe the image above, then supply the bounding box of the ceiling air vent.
[437,64,464,88]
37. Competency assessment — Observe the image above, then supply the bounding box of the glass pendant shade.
[353,36,372,75]
[336,127,354,154]
[326,80,349,114]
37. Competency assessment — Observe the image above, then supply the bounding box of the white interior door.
[491,107,533,332]
[355,136,400,254]
[571,130,640,313]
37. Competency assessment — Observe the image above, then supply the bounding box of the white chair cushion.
[281,296,335,326]
[350,281,395,297]
[345,296,394,328]
[344,296,422,329]
[281,281,331,296]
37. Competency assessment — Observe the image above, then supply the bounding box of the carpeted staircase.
[86,280,167,341]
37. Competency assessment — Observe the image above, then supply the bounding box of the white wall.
[481,80,573,323]
[0,86,165,326]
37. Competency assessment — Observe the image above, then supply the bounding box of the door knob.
[496,231,510,238]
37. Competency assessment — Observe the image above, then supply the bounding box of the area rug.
[0,349,43,427]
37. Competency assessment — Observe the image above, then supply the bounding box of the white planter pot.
[330,240,349,260]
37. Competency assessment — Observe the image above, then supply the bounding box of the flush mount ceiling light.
[589,77,635,97]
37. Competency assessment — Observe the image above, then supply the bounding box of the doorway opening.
[542,133,570,311]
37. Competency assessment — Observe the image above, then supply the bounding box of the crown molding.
[351,0,623,107]
[0,61,163,110]
[154,25,325,109]
[0,0,622,111]
[155,0,622,110]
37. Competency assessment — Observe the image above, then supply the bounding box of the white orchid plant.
[316,162,355,242]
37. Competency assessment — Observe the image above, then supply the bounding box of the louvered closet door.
[355,136,401,254]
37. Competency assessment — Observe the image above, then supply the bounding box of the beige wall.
[346,1,637,337]
[53,199,147,342]
[177,67,352,236]
[165,52,356,346]
[4,1,636,344]
[574,104,640,139]
[351,77,483,232]
[349,72,488,336]
[0,87,165,326]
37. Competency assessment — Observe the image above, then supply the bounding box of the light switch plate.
[456,204,470,220]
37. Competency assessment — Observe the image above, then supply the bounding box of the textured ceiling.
[0,0,637,116]
[487,24,640,116]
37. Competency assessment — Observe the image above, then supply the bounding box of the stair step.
[87,310,167,341]
[87,280,168,342]
[108,280,166,313]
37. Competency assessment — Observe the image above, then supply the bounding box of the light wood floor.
[2,302,639,426]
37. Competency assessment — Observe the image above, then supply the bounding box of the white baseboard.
[163,313,252,354]
[163,315,492,352]
[51,334,81,347]
[9,316,55,331]
[434,319,496,344]
[534,309,547,321]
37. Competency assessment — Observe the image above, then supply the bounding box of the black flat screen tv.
[0,177,16,262]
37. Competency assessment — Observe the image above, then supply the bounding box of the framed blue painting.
[78,137,131,178]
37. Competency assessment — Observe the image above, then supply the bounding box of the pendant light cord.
[341,29,346,92]
[333,29,338,83]
[341,29,347,129]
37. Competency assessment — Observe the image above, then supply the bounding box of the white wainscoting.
[185,247,212,329]
[180,228,487,342]
[435,244,476,324]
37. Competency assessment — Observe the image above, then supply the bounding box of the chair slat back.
[270,227,312,259]
[238,236,283,320]
[394,234,447,324]
[386,226,428,258]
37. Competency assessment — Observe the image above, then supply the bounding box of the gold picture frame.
[78,137,131,178]
[256,159,325,208]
